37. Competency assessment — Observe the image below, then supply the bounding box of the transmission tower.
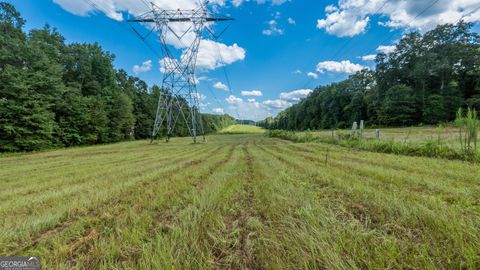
[128,1,233,143]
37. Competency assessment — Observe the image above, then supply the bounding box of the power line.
[206,20,242,120]
[297,0,391,90]
[363,0,442,56]
[81,0,163,59]
[330,0,391,61]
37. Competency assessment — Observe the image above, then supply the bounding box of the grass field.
[1,134,480,269]
[219,124,265,134]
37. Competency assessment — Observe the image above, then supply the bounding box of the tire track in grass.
[7,145,225,256]
[124,143,244,269]
[251,139,360,269]
[208,141,258,270]
[240,143,255,269]
[147,145,237,238]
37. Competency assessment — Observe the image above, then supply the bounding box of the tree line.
[0,3,235,152]
[260,22,480,130]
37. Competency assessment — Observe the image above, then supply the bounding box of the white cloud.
[376,45,396,54]
[222,87,311,121]
[212,108,225,114]
[361,54,377,61]
[226,95,243,104]
[263,99,292,110]
[325,4,338,13]
[53,0,123,20]
[317,11,370,37]
[160,40,245,73]
[293,69,302,74]
[53,0,246,72]
[279,89,313,102]
[159,57,180,74]
[195,39,246,71]
[316,60,366,74]
[53,0,291,21]
[360,46,396,61]
[132,60,152,74]
[307,72,319,79]
[213,82,229,91]
[317,0,480,37]
[263,19,284,36]
[192,92,207,101]
[288,17,296,24]
[241,90,263,97]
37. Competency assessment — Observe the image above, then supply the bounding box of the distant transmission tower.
[128,1,233,143]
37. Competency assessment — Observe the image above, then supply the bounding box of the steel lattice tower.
[128,2,233,143]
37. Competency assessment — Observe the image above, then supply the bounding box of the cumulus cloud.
[262,19,284,36]
[132,60,152,74]
[307,72,319,79]
[159,57,180,74]
[213,82,229,91]
[288,17,296,24]
[263,88,312,111]
[53,0,246,72]
[361,54,377,61]
[317,0,480,37]
[316,60,366,74]
[279,89,313,102]
[53,0,291,21]
[159,40,245,73]
[226,95,243,104]
[195,40,246,71]
[361,45,396,61]
[212,108,225,114]
[241,90,263,97]
[317,10,370,37]
[376,45,396,54]
[224,88,311,121]
[262,99,292,110]
[192,92,207,102]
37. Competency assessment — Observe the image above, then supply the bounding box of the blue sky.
[8,0,480,120]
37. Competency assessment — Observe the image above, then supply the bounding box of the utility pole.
[128,1,233,143]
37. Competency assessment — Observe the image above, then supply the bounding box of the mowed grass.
[1,134,479,269]
[219,124,265,134]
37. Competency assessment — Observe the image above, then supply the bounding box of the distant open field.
[219,124,265,134]
[1,134,479,269]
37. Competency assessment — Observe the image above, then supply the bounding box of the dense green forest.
[260,22,480,130]
[0,3,235,152]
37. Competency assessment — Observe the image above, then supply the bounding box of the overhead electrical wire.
[81,0,163,60]
[204,14,242,120]
[299,0,390,89]
[300,0,444,90]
